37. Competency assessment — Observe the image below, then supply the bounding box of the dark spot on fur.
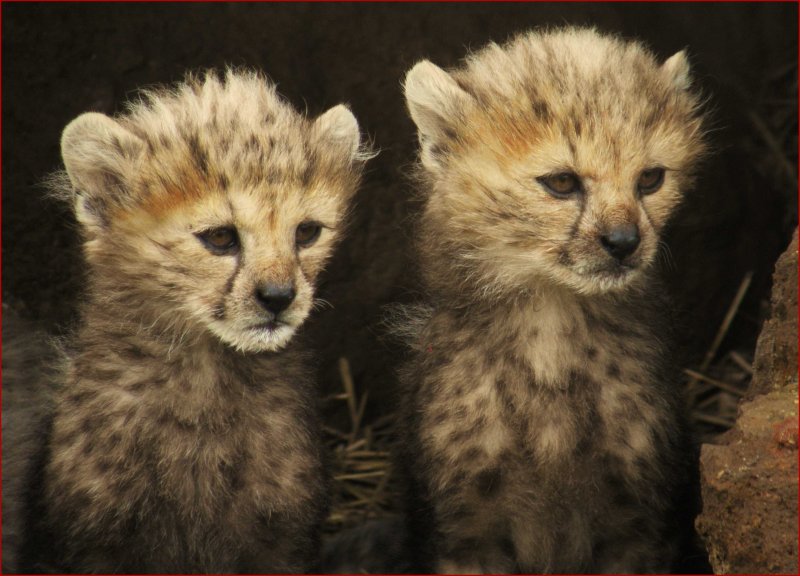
[127,380,148,393]
[158,134,173,150]
[430,410,448,427]
[618,394,640,417]
[566,370,594,392]
[217,171,229,191]
[472,414,487,432]
[68,389,99,405]
[109,135,125,156]
[462,446,484,462]
[186,132,209,175]
[219,134,231,154]
[449,428,473,445]
[299,156,316,188]
[157,413,196,432]
[585,346,598,360]
[81,439,95,456]
[429,143,446,158]
[124,345,149,359]
[56,428,78,447]
[246,134,261,153]
[475,467,502,498]
[442,126,458,141]
[606,362,622,379]
[81,416,105,434]
[531,98,551,121]
[144,135,157,154]
[572,116,582,137]
[220,458,245,493]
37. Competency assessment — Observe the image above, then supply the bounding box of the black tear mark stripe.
[224,251,243,297]
[568,188,587,241]
[216,239,244,320]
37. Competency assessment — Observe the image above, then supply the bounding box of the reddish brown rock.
[748,229,799,399]
[697,230,799,574]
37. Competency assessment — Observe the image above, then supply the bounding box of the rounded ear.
[403,60,474,143]
[61,112,144,227]
[662,50,692,91]
[314,104,365,163]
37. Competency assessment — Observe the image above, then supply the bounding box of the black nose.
[256,284,295,316]
[600,224,641,260]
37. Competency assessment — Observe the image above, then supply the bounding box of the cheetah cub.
[399,28,706,573]
[18,69,370,573]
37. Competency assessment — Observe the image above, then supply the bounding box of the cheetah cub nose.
[600,223,641,260]
[256,284,296,315]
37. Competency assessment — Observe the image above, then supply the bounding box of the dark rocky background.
[3,2,797,427]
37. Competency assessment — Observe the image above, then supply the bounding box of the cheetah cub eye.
[295,221,322,248]
[637,167,665,195]
[537,172,583,199]
[196,227,240,255]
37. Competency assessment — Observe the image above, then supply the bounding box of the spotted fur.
[399,28,706,573]
[18,69,370,573]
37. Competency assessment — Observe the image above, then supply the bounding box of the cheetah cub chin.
[19,69,370,573]
[399,28,706,573]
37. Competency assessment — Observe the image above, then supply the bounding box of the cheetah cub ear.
[314,104,364,163]
[404,60,475,169]
[60,112,144,229]
[662,50,692,91]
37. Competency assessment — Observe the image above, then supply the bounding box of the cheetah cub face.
[405,29,705,296]
[60,70,368,352]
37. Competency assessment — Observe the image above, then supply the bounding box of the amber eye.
[295,222,322,248]
[637,168,665,195]
[196,227,239,255]
[537,172,582,198]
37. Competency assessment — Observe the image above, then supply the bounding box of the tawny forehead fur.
[448,28,705,171]
[114,70,360,223]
